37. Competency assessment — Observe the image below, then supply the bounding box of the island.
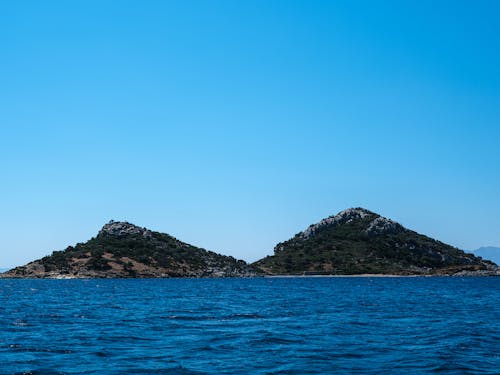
[2,208,498,278]
[254,208,498,276]
[3,221,257,278]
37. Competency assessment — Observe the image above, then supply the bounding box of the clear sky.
[1,0,499,267]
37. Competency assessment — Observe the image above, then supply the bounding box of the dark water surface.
[0,278,498,374]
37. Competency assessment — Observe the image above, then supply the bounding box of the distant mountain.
[2,221,257,278]
[254,208,498,276]
[470,247,500,266]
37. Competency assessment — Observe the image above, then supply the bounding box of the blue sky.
[1,0,499,267]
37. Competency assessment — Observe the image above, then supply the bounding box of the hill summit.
[254,208,497,275]
[4,221,256,278]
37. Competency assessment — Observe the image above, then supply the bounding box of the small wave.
[164,313,263,321]
[8,344,73,354]
[253,336,305,345]
[164,315,212,321]
[125,365,206,374]
[223,313,263,320]
[13,320,29,327]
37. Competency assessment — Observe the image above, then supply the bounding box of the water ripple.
[0,278,498,374]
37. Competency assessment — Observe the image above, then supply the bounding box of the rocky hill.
[254,208,499,276]
[2,221,257,278]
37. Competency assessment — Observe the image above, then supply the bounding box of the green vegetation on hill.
[9,221,255,278]
[4,210,497,278]
[40,232,210,273]
[254,208,493,275]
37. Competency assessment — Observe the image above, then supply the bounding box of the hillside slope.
[3,221,256,278]
[254,208,498,275]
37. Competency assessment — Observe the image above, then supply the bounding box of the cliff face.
[3,221,257,278]
[254,208,498,276]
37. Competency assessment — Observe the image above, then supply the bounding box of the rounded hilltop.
[299,208,404,239]
[255,208,498,276]
[98,220,153,238]
[2,220,257,279]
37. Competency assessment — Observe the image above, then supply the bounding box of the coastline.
[1,272,498,280]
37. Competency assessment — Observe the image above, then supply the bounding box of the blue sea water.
[0,278,498,374]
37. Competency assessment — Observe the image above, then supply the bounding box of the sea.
[0,277,498,374]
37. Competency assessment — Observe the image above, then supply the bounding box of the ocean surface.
[0,278,499,374]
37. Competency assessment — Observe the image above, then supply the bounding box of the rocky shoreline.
[1,268,498,279]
